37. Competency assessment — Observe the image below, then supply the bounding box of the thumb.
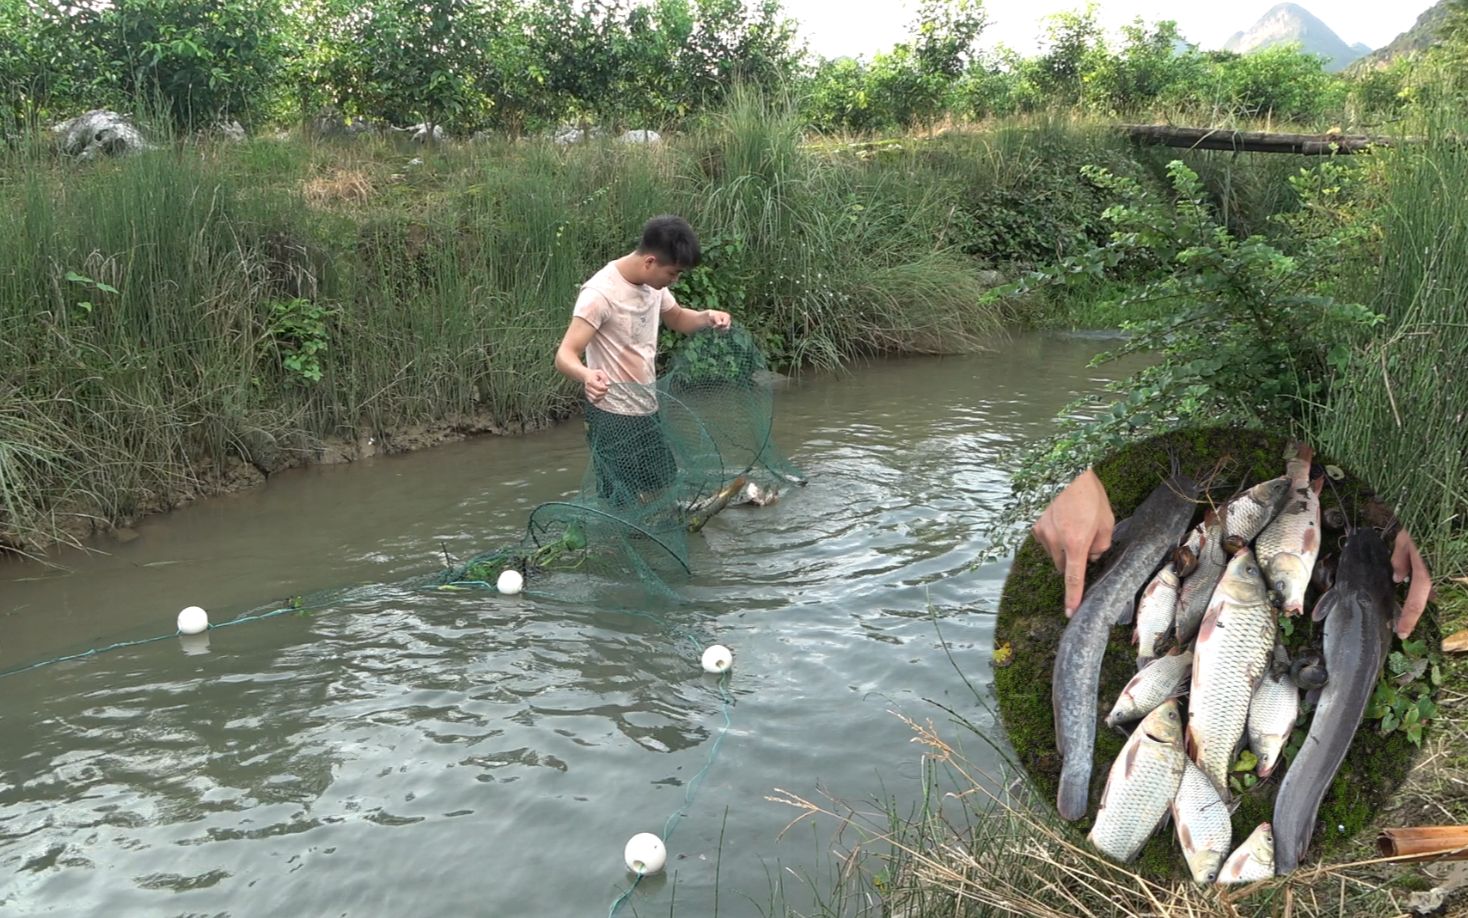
[1063,550,1087,618]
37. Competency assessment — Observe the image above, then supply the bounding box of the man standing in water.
[554,215,731,507]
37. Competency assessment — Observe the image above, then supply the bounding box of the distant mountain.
[1222,3,1372,72]
[1352,0,1455,69]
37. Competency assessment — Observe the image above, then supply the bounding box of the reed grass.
[1,92,1026,551]
[1307,109,1468,579]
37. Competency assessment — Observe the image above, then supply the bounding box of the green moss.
[993,427,1427,880]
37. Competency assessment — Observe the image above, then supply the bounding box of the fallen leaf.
[1443,630,1468,654]
[993,640,1014,668]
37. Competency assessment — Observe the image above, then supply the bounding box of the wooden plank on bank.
[1119,124,1387,155]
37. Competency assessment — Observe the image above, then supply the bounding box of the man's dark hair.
[636,215,701,268]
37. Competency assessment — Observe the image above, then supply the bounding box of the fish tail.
[1057,763,1090,822]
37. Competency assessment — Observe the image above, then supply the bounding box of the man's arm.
[662,304,731,335]
[555,317,610,402]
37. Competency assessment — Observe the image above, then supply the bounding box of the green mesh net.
[0,327,801,681]
[431,325,804,598]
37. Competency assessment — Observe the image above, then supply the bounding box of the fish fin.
[1058,770,1089,822]
[1196,603,1221,645]
[1311,588,1337,623]
[1053,696,1066,758]
[1270,643,1291,678]
[1155,627,1177,656]
[1154,808,1173,834]
[1123,739,1142,778]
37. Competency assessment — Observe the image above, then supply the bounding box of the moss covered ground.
[993,427,1427,881]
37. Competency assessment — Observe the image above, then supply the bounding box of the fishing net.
[429,324,804,599]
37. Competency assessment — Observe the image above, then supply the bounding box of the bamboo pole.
[1376,826,1468,861]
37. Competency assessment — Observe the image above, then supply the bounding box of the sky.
[780,0,1443,60]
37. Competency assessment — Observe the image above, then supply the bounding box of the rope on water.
[0,598,313,680]
[0,571,740,918]
[434,577,737,918]
[607,668,734,918]
[0,633,178,679]
[0,578,508,681]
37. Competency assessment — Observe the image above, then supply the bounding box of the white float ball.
[701,644,733,674]
[176,605,209,635]
[497,569,524,595]
[623,832,667,876]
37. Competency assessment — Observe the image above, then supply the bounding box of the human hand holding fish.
[1033,468,1115,616]
[1390,528,1433,639]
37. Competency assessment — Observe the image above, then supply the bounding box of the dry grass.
[769,698,1468,918]
[302,167,376,206]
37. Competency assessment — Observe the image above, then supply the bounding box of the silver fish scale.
[1135,565,1180,663]
[1089,722,1187,862]
[1255,470,1321,615]
[1247,668,1300,773]
[1108,651,1192,726]
[1255,459,1316,562]
[1176,518,1225,643]
[1172,760,1232,883]
[1222,476,1290,544]
[1188,555,1277,793]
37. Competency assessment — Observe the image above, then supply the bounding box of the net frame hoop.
[524,501,693,576]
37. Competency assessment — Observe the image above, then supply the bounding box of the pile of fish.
[1050,446,1399,881]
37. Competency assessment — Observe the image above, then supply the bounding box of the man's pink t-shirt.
[573,261,677,416]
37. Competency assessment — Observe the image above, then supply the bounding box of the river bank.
[7,97,1334,557]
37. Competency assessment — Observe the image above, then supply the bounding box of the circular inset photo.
[994,428,1436,882]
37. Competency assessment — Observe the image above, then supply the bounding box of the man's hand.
[1390,528,1434,639]
[704,310,731,330]
[1033,468,1116,618]
[584,368,611,403]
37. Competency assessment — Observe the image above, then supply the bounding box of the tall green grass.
[1,93,1026,551]
[1308,111,1468,577]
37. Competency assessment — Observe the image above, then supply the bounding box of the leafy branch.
[981,160,1382,562]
